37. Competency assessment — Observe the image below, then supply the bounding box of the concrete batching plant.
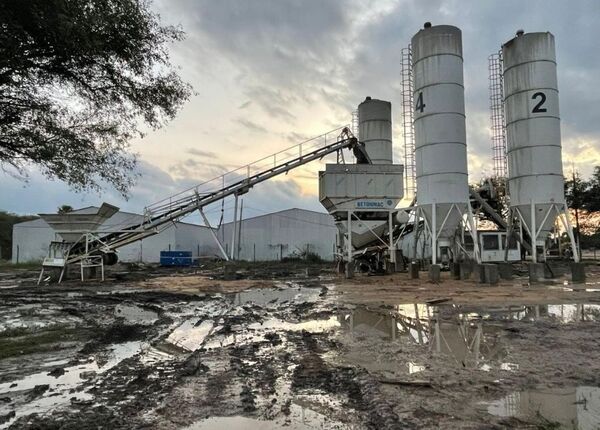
[319,97,404,277]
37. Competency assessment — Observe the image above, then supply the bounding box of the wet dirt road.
[1,263,600,429]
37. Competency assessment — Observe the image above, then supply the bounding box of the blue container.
[160,251,193,267]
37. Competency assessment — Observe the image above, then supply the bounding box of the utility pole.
[572,167,582,258]
[237,199,243,260]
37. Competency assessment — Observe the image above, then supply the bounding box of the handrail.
[65,126,358,263]
[145,125,349,212]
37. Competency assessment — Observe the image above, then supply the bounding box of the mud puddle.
[114,304,158,324]
[186,401,355,429]
[0,341,144,428]
[233,284,321,306]
[484,385,600,429]
[336,302,600,374]
[2,269,600,429]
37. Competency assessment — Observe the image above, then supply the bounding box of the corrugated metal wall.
[219,208,337,261]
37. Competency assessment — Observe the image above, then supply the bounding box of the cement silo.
[503,31,579,263]
[411,23,478,265]
[358,97,393,164]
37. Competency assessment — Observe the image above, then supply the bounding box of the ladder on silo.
[489,51,507,179]
[401,46,416,200]
[64,126,370,265]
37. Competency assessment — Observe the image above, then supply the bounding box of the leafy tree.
[0,0,191,196]
[585,166,600,212]
[564,172,588,211]
[57,205,73,214]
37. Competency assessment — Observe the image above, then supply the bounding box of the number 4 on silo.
[415,92,426,113]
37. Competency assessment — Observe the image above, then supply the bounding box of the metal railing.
[65,125,358,262]
[143,125,349,221]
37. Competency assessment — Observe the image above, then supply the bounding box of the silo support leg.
[503,222,514,262]
[388,211,395,265]
[515,208,533,259]
[557,205,580,263]
[530,201,538,263]
[412,207,420,262]
[466,202,481,264]
[346,211,353,278]
[432,202,437,265]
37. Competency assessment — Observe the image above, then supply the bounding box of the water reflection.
[338,302,600,372]
[486,386,600,430]
[233,287,320,306]
[185,402,355,429]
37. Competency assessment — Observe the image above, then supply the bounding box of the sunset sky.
[1,0,599,224]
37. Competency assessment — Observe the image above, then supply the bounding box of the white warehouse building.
[12,206,337,264]
[219,208,337,261]
[12,206,221,264]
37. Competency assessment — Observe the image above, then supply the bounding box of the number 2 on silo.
[415,92,425,113]
[532,92,547,113]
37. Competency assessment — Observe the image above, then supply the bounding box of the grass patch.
[0,325,92,360]
[0,260,41,269]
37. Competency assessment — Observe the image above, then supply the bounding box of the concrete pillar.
[460,261,473,280]
[571,262,586,283]
[223,262,236,280]
[394,250,405,272]
[450,262,461,280]
[345,261,354,279]
[528,263,546,283]
[474,264,486,283]
[497,263,513,280]
[483,264,499,285]
[410,262,419,279]
[428,264,441,282]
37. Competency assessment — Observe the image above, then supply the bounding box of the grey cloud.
[285,131,311,143]
[4,0,600,217]
[187,148,217,158]
[243,86,297,122]
[184,0,350,86]
[158,1,600,182]
[236,118,268,133]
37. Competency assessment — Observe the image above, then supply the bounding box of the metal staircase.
[66,126,365,264]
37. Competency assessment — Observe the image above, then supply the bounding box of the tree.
[564,172,588,212]
[0,0,191,196]
[57,205,73,214]
[585,166,600,212]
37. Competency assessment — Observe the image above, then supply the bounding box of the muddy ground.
[0,261,600,429]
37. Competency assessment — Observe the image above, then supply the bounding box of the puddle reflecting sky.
[185,403,355,430]
[114,304,158,324]
[486,386,600,430]
[337,302,600,373]
[0,341,143,429]
[233,287,320,306]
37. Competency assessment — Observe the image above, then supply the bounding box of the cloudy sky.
[1,0,600,223]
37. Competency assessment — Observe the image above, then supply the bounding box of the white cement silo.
[358,97,393,164]
[411,23,478,264]
[503,31,578,262]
